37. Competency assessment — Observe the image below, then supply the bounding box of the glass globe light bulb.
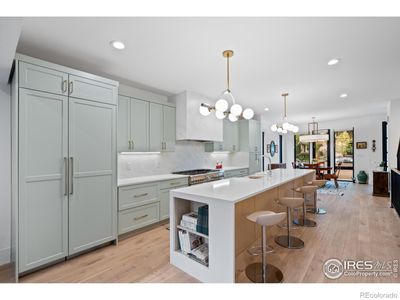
[199,105,211,116]
[271,124,277,132]
[215,110,226,120]
[228,113,238,122]
[277,127,283,133]
[282,122,290,130]
[215,99,228,112]
[288,124,294,132]
[243,108,254,120]
[282,128,288,134]
[230,104,243,116]
[293,126,299,133]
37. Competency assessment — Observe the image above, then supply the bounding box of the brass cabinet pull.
[69,81,74,94]
[134,193,148,198]
[128,140,132,150]
[64,157,68,196]
[69,157,73,195]
[62,80,68,93]
[133,214,148,221]
[131,140,134,150]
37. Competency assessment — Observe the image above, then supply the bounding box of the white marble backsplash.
[118,140,249,178]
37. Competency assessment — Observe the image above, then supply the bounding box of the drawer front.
[69,75,117,105]
[119,184,158,210]
[19,61,69,96]
[159,178,188,190]
[118,203,160,234]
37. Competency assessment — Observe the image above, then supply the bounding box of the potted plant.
[357,170,368,184]
[378,161,385,171]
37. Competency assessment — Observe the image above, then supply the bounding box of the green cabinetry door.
[163,105,176,152]
[149,102,163,151]
[130,98,149,151]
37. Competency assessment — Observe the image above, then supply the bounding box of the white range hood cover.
[171,90,223,142]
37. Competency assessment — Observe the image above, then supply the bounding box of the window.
[294,134,310,163]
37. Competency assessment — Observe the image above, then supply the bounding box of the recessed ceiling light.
[339,93,348,98]
[110,41,125,50]
[328,58,340,66]
[264,107,270,111]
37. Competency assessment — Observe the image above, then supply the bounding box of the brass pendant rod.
[227,55,230,91]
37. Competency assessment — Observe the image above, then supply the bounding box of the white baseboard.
[0,247,10,265]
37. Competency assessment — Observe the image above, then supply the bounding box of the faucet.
[260,155,272,175]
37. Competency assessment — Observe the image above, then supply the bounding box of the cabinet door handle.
[131,140,134,150]
[134,214,148,221]
[128,140,131,150]
[64,157,68,196]
[62,80,67,93]
[134,193,148,198]
[69,81,74,94]
[69,157,73,195]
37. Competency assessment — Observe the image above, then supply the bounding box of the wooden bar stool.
[245,211,286,283]
[275,197,305,249]
[307,179,328,215]
[293,186,318,227]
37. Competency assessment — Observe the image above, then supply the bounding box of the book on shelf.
[178,230,203,254]
[182,212,198,224]
[191,243,209,264]
[180,219,197,231]
[196,205,208,235]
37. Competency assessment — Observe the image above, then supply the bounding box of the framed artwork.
[356,142,367,149]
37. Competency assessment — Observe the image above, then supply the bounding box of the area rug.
[318,181,351,196]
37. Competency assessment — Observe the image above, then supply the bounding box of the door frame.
[333,128,355,182]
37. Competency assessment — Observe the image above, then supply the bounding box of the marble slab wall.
[118,140,249,178]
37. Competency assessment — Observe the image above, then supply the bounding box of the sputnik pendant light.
[199,50,254,122]
[270,93,299,134]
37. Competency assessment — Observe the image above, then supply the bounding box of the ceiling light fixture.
[339,93,348,98]
[327,58,340,66]
[110,40,125,50]
[270,93,299,134]
[264,107,270,111]
[299,117,329,143]
[199,50,254,122]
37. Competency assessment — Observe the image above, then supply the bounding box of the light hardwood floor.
[20,183,400,283]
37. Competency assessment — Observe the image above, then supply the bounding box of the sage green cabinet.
[239,119,261,153]
[118,96,149,152]
[18,89,68,273]
[68,99,117,255]
[118,96,175,152]
[205,119,239,152]
[15,54,118,273]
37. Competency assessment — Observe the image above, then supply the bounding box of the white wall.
[388,99,400,169]
[0,83,11,265]
[282,113,387,183]
[118,141,249,178]
[260,115,284,166]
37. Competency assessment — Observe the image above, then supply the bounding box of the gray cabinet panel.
[118,203,160,234]
[69,75,117,105]
[68,99,116,255]
[19,62,68,96]
[130,98,149,151]
[18,89,68,272]
[159,189,170,220]
[117,95,131,152]
[163,106,176,151]
[149,102,163,151]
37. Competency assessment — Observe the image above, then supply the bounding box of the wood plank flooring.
[20,183,400,283]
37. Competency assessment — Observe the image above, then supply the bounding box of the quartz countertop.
[220,166,249,171]
[170,168,314,204]
[118,174,189,187]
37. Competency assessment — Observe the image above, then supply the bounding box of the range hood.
[171,91,223,142]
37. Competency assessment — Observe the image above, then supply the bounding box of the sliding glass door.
[294,134,311,163]
[334,129,354,181]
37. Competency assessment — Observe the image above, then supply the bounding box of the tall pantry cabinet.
[12,54,118,274]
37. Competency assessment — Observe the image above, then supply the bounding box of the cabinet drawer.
[119,183,158,210]
[69,75,117,105]
[19,61,69,96]
[118,203,160,234]
[159,178,188,190]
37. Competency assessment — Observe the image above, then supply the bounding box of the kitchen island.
[169,168,315,283]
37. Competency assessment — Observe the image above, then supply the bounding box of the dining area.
[293,162,341,188]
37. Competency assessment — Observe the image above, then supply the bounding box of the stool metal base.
[247,245,274,256]
[293,218,317,227]
[275,235,304,249]
[306,207,327,215]
[245,263,283,283]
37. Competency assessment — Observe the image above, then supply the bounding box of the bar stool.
[245,210,286,283]
[293,186,318,227]
[275,197,305,249]
[307,179,328,215]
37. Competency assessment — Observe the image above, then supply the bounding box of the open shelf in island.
[176,225,209,239]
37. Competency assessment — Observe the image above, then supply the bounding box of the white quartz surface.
[220,166,249,171]
[118,174,189,187]
[170,168,314,203]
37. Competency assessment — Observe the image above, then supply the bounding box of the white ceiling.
[16,17,400,123]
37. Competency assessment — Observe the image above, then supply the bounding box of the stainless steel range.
[172,169,224,185]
